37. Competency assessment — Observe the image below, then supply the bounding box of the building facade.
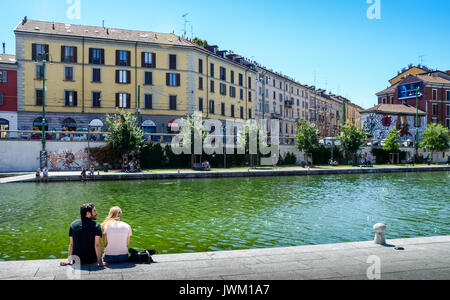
[361,104,427,141]
[377,72,450,129]
[0,53,17,132]
[14,19,256,134]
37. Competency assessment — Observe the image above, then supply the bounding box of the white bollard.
[373,223,387,245]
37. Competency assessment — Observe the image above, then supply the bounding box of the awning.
[167,120,179,129]
[142,120,156,127]
[0,119,9,125]
[89,119,104,127]
[62,118,77,128]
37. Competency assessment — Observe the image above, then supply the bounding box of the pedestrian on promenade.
[42,167,49,183]
[81,167,87,182]
[101,207,132,265]
[35,169,41,183]
[60,203,104,266]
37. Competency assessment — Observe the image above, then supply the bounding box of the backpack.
[129,248,157,264]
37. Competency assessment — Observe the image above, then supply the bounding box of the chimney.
[2,43,5,54]
[22,16,28,25]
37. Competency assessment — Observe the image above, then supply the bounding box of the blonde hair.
[101,206,122,232]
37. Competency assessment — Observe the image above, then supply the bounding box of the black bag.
[129,248,157,264]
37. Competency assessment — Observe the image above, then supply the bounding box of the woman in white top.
[101,206,132,264]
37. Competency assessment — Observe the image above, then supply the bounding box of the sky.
[1,0,449,109]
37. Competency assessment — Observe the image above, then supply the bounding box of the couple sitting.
[60,204,140,267]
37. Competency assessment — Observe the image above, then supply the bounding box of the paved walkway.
[1,236,449,280]
[1,165,449,184]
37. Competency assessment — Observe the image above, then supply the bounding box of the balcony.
[285,99,293,108]
[270,113,283,120]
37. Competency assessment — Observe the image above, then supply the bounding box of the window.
[220,67,226,81]
[447,90,450,101]
[64,67,73,81]
[142,52,155,68]
[230,86,236,98]
[32,44,49,61]
[432,104,438,116]
[231,105,235,118]
[220,83,226,95]
[0,93,3,105]
[198,77,203,90]
[209,100,215,114]
[35,65,44,80]
[248,91,252,102]
[169,95,177,110]
[89,48,104,65]
[166,73,180,86]
[249,108,252,119]
[92,92,101,108]
[210,80,215,93]
[199,59,203,74]
[116,93,130,108]
[35,89,43,106]
[239,73,243,86]
[144,94,153,109]
[248,77,252,89]
[230,70,234,84]
[240,89,243,100]
[432,89,437,101]
[0,70,7,83]
[61,46,77,63]
[64,91,78,107]
[447,105,450,117]
[221,103,225,116]
[116,70,131,84]
[398,82,423,99]
[116,50,130,66]
[446,118,450,129]
[240,106,244,119]
[198,98,203,112]
[169,54,177,70]
[92,68,101,82]
[210,63,215,77]
[144,72,153,85]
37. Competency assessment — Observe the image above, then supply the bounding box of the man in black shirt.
[60,204,104,266]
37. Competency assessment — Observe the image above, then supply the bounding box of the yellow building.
[14,19,256,133]
[389,65,431,86]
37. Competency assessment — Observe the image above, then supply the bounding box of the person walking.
[101,207,132,264]
[60,204,104,266]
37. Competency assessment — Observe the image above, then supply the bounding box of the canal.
[0,172,448,261]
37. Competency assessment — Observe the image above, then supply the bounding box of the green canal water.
[0,172,449,261]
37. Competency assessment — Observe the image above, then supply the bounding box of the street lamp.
[35,52,52,169]
[415,86,422,162]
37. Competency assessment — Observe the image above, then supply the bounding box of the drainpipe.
[82,37,85,113]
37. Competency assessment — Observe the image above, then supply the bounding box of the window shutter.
[176,73,181,86]
[141,52,145,67]
[116,70,120,83]
[100,49,105,65]
[89,48,93,64]
[166,73,170,86]
[126,51,131,66]
[127,93,131,108]
[115,93,120,107]
[65,91,69,106]
[73,47,78,63]
[127,70,131,84]
[61,46,66,62]
[152,53,156,68]
[73,91,78,107]
[115,50,120,65]
[44,45,49,61]
[32,44,37,60]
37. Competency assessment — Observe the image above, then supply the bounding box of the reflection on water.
[0,172,449,261]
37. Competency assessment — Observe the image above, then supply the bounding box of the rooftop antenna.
[102,20,105,28]
[182,13,190,38]
[418,54,426,65]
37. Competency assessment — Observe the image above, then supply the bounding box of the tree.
[383,129,401,163]
[192,37,210,48]
[340,122,368,165]
[419,123,450,163]
[105,110,144,164]
[295,120,320,165]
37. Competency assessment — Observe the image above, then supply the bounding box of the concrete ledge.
[1,236,449,280]
[1,165,449,184]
